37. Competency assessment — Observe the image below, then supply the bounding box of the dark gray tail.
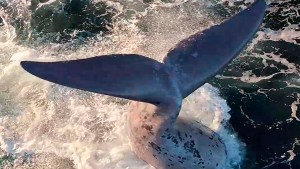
[21,0,266,104]
[164,0,266,98]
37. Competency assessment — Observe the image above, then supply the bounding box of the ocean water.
[0,0,299,169]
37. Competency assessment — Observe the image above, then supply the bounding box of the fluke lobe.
[21,0,266,168]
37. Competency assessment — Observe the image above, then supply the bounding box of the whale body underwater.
[20,0,266,168]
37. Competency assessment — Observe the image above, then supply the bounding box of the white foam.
[0,77,242,168]
[217,51,299,83]
[284,138,300,163]
[181,84,245,167]
[36,0,57,9]
[290,94,300,121]
[260,26,300,45]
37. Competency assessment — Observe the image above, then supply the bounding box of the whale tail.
[21,54,174,104]
[21,0,266,104]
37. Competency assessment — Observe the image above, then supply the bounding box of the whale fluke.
[21,54,176,104]
[164,0,266,98]
[21,0,266,105]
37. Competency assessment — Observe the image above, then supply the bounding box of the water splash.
[0,0,255,168]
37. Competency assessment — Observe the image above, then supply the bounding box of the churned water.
[0,0,299,169]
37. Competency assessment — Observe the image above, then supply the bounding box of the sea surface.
[0,0,299,169]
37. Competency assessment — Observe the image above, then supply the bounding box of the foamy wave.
[0,72,240,168]
[181,84,245,168]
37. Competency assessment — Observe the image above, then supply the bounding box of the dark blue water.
[211,1,300,168]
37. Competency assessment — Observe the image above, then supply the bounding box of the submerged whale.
[20,0,266,168]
